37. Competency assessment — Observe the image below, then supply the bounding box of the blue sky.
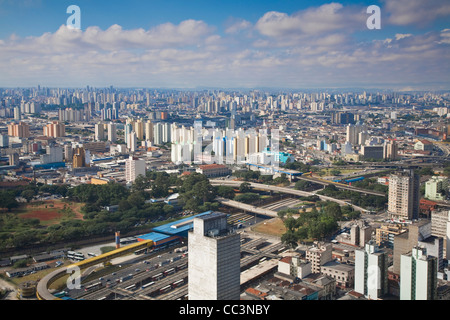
[0,0,449,89]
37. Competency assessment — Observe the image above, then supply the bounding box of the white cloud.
[383,0,450,26]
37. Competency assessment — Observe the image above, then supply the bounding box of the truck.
[120,274,133,283]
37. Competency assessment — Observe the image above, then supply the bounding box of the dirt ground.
[0,278,18,300]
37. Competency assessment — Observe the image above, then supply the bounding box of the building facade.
[188,212,240,300]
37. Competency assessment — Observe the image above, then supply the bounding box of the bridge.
[36,240,154,300]
[216,197,278,217]
[295,175,386,197]
[210,180,368,213]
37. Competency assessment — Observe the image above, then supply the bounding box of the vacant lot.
[17,200,84,226]
[252,218,286,237]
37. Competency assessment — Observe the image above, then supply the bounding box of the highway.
[210,180,369,213]
[295,175,386,197]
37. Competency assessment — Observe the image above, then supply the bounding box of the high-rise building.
[188,212,240,300]
[400,247,438,300]
[108,122,117,143]
[94,122,106,141]
[43,121,65,138]
[393,220,432,275]
[431,210,450,260]
[125,156,146,183]
[7,122,30,138]
[354,241,388,300]
[383,140,398,160]
[72,147,86,168]
[388,170,420,221]
[127,131,137,153]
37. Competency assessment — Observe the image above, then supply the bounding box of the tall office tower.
[125,156,146,183]
[144,120,153,143]
[94,123,105,141]
[108,122,117,143]
[388,170,420,221]
[354,241,388,300]
[400,247,438,300]
[188,212,241,300]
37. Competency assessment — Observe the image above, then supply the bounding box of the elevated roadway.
[36,240,153,300]
[210,180,369,213]
[296,175,386,197]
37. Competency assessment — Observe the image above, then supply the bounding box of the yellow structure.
[36,240,153,300]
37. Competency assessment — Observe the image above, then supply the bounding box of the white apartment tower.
[388,170,420,221]
[400,247,438,300]
[354,241,388,300]
[188,212,241,300]
[125,156,146,183]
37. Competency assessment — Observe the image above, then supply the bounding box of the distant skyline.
[0,0,449,90]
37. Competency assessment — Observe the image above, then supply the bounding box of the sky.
[0,0,449,90]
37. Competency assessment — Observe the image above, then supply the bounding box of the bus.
[159,285,172,294]
[134,248,147,255]
[88,253,97,257]
[163,268,175,276]
[141,282,155,290]
[85,282,102,292]
[171,279,185,288]
[176,263,188,271]
[124,284,137,291]
[152,273,164,281]
[67,251,85,261]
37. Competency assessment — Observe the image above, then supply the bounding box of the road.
[211,180,368,213]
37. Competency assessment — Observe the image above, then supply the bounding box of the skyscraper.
[108,122,117,143]
[188,212,241,300]
[388,170,420,221]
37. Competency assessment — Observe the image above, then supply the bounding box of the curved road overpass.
[37,240,153,300]
[211,180,368,213]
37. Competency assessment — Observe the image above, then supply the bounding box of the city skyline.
[0,0,449,90]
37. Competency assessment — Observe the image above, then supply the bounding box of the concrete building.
[188,212,241,300]
[361,145,384,160]
[354,241,388,300]
[321,261,355,288]
[196,164,231,178]
[108,122,117,143]
[7,122,30,138]
[425,176,449,201]
[278,255,311,279]
[431,210,450,260]
[125,156,146,183]
[375,223,406,249]
[388,170,420,221]
[400,247,438,300]
[393,220,432,275]
[43,121,65,138]
[414,139,433,152]
[305,242,333,273]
